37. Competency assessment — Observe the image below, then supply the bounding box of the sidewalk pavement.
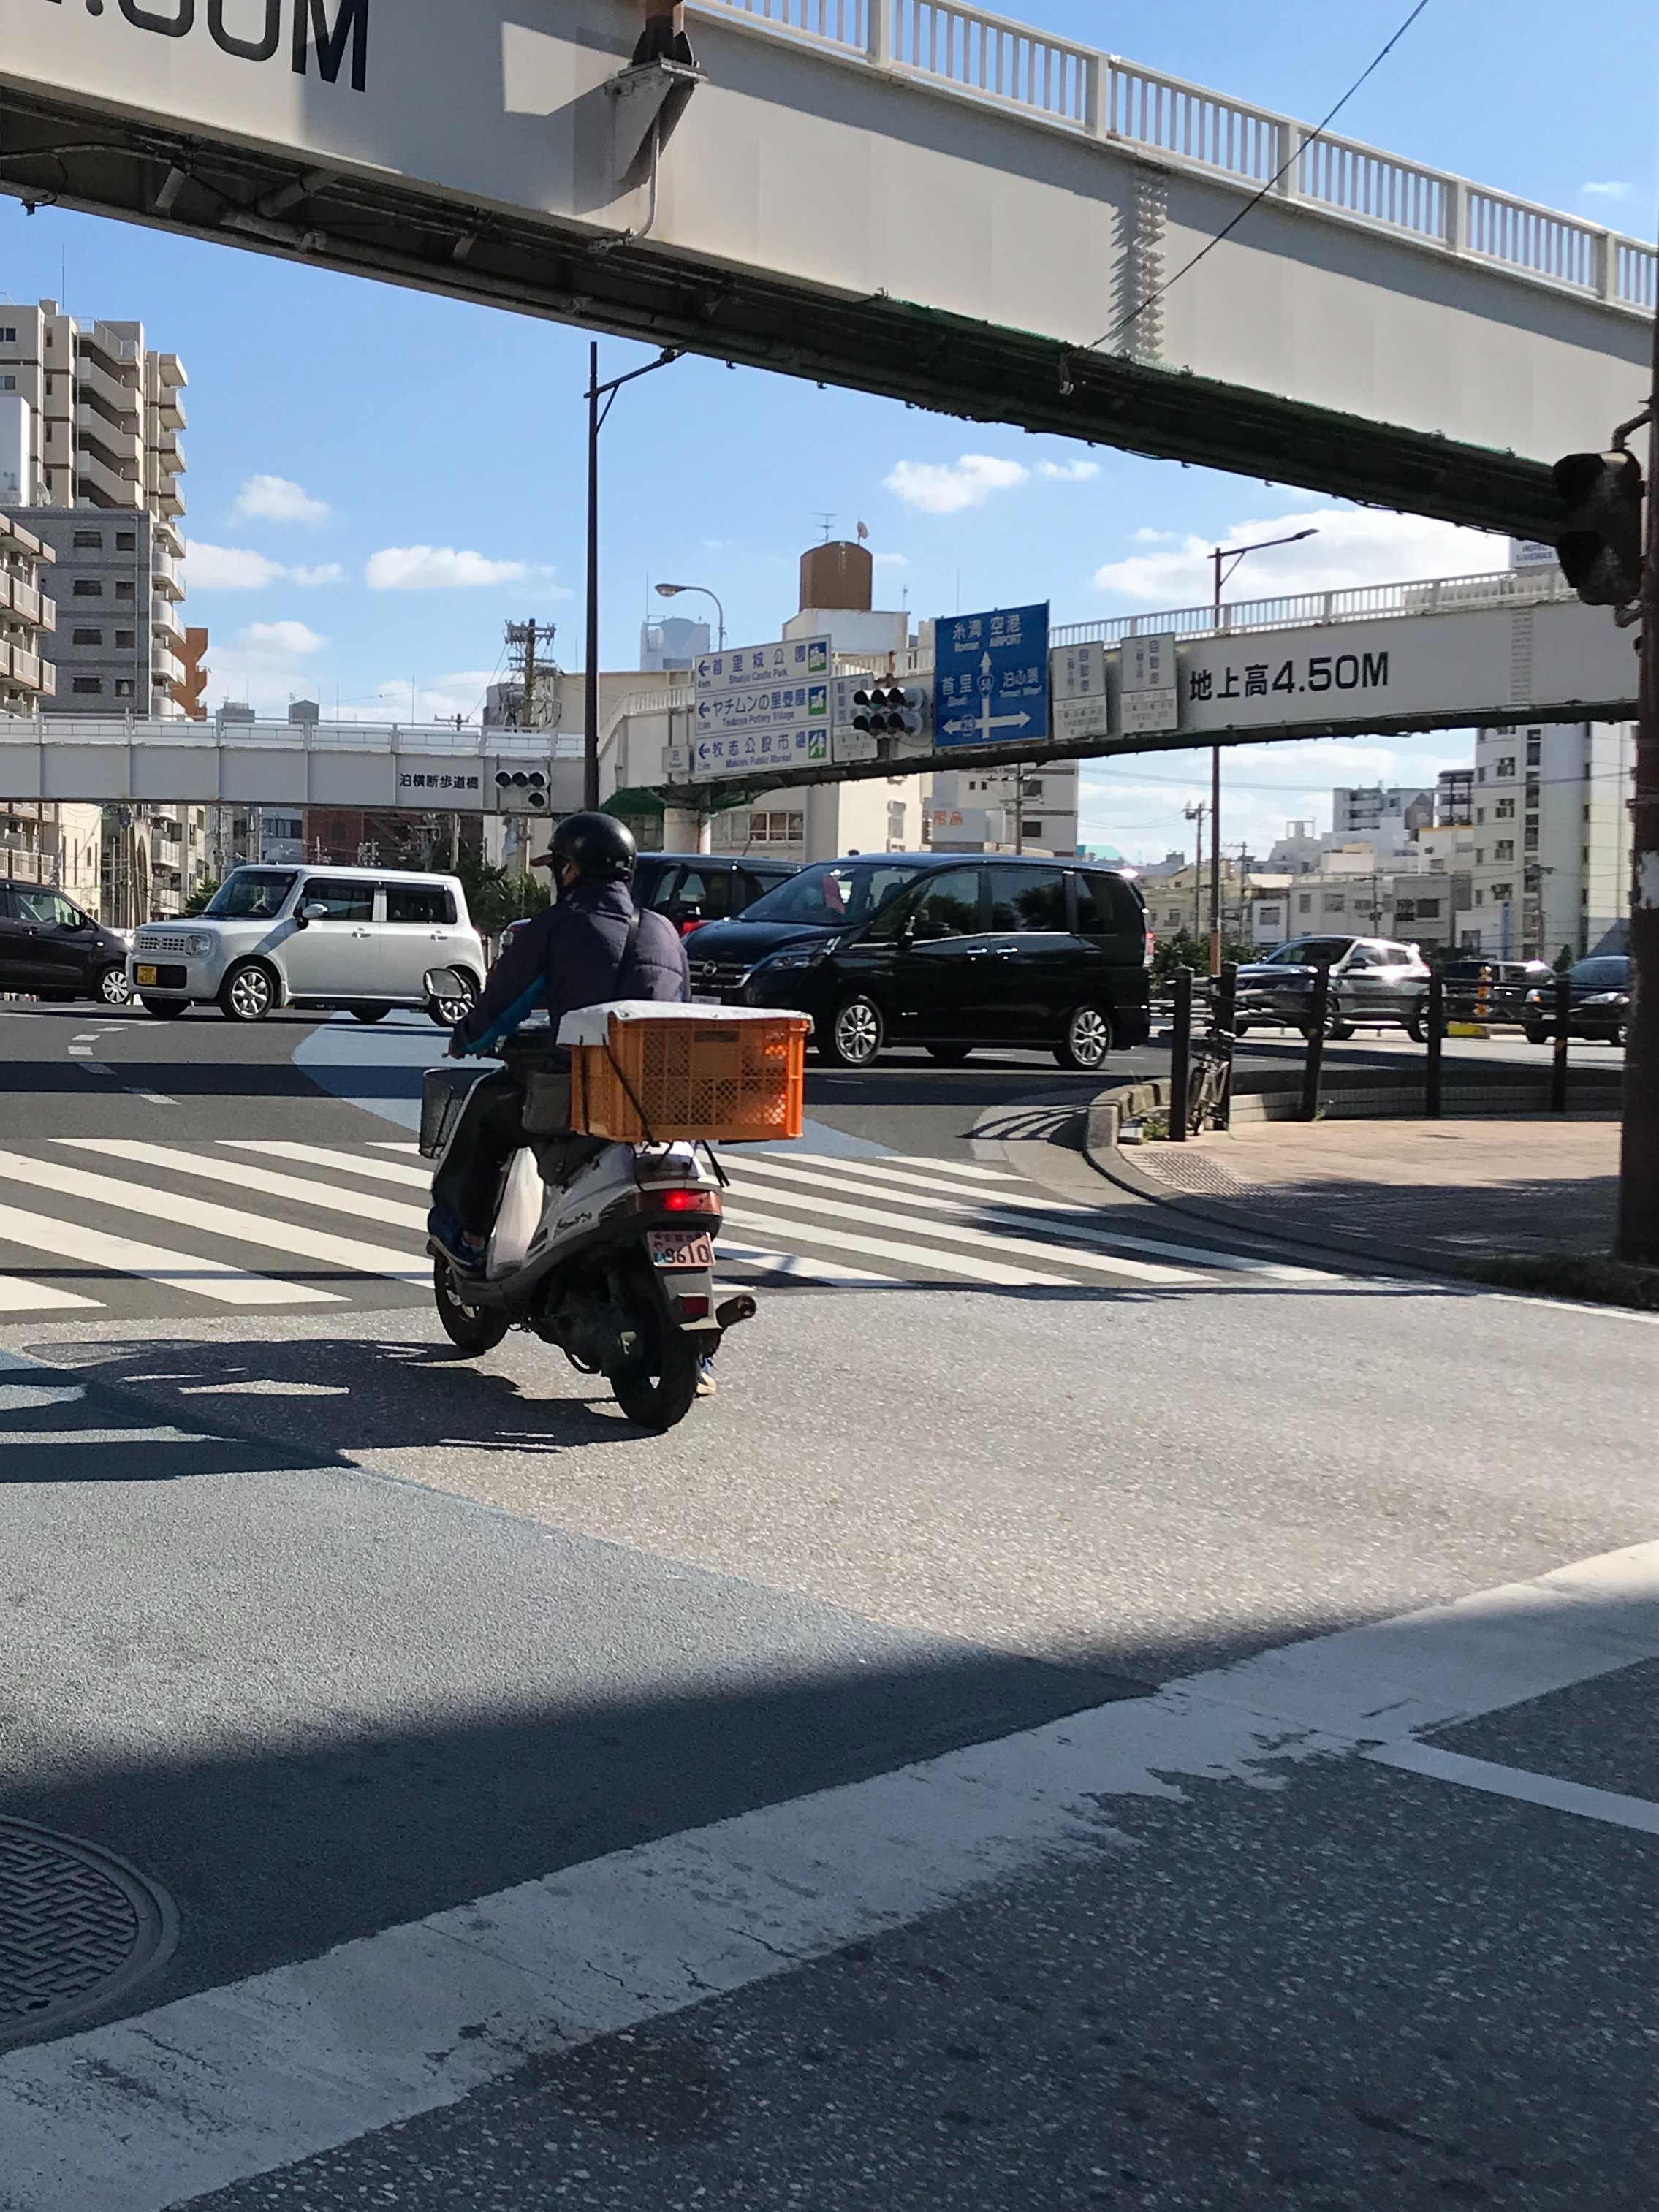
[1123,1114,1620,1269]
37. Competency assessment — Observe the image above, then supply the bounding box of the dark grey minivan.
[686,854,1150,1069]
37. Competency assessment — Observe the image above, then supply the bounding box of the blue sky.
[1,0,1652,862]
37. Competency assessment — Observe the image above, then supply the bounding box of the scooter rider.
[426,812,688,1274]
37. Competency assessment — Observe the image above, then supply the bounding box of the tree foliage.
[184,874,221,916]
[1150,927,1255,986]
[454,858,550,941]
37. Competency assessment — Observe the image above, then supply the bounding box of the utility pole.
[505,618,559,731]
[1182,799,1207,940]
[1617,302,1659,1262]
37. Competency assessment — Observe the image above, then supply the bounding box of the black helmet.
[540,811,637,882]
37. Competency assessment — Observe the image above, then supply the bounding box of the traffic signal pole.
[1615,304,1659,1263]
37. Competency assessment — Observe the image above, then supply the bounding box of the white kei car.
[129,863,487,1024]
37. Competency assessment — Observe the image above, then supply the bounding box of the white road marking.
[715,1239,900,1288]
[2,1535,1652,2212]
[721,1178,1202,1285]
[1365,1741,1659,1834]
[72,1060,115,1076]
[729,1155,1332,1280]
[722,1202,1074,1288]
[371,1141,422,1152]
[0,1276,102,1313]
[0,1204,338,1307]
[132,1090,181,1108]
[65,1139,430,1235]
[0,1148,425,1286]
[223,1139,433,1190]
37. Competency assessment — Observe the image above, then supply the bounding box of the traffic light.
[1552,449,1644,607]
[851,683,928,737]
[493,767,550,809]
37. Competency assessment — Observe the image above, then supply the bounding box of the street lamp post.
[654,579,726,649]
[1207,527,1319,973]
[585,341,682,810]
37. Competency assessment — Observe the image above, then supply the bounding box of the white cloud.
[884,454,1028,514]
[235,474,331,525]
[363,671,499,725]
[183,541,286,590]
[183,543,342,589]
[364,544,560,590]
[871,550,908,568]
[1582,180,1632,200]
[1092,505,1504,607]
[1131,527,1180,546]
[1036,458,1101,483]
[232,620,326,661]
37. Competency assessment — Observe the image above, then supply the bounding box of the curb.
[1079,1065,1625,1281]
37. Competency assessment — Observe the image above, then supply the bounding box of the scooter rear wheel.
[612,1331,701,1429]
[433,1259,511,1355]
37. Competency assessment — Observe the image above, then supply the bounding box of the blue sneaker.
[427,1207,485,1277]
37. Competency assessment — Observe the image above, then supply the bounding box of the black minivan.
[0,883,132,1006]
[687,854,1150,1069]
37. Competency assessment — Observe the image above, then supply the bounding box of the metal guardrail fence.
[694,1,1655,312]
[1051,566,1577,649]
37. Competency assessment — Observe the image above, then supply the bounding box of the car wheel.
[1403,1008,1426,1043]
[1055,1004,1113,1072]
[1522,1023,1549,1045]
[350,1002,392,1023]
[818,995,884,1068]
[95,963,132,1008]
[1321,996,1353,1041]
[220,960,277,1022]
[925,1044,973,1065]
[140,995,188,1019]
[427,973,477,1027]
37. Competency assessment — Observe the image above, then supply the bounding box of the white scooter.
[420,985,755,1432]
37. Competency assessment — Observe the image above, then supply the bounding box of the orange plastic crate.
[569,1010,810,1143]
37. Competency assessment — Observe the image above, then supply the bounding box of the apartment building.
[0,508,56,714]
[1459,721,1634,959]
[0,300,188,719]
[1332,784,1433,838]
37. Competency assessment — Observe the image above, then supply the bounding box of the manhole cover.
[0,1818,178,2048]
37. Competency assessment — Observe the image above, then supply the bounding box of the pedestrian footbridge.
[0,0,1650,532]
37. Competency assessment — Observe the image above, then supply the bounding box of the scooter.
[419,1006,756,1432]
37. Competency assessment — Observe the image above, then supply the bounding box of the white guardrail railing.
[1051,566,1579,647]
[0,718,588,754]
[694,1,1656,313]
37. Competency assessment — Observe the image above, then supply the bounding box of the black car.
[1521,954,1630,1044]
[631,853,799,938]
[0,883,132,1006]
[499,852,797,958]
[1438,957,1551,1024]
[1235,935,1432,1039]
[686,854,1150,1070]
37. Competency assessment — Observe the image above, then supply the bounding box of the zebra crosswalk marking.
[65,1140,430,1236]
[0,1274,103,1314]
[715,1239,900,1288]
[221,1141,434,1191]
[721,1202,1074,1289]
[719,1176,1201,1286]
[0,1196,339,1307]
[728,1153,1326,1280]
[0,1147,425,1287]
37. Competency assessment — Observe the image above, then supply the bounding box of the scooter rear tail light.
[658,1187,719,1214]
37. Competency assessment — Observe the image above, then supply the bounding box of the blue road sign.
[933,602,1049,750]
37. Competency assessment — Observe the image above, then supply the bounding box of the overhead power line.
[1090,0,1434,354]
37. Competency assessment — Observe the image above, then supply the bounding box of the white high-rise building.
[1458,721,1634,959]
[0,299,189,720]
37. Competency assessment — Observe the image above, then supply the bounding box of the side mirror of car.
[297,901,330,927]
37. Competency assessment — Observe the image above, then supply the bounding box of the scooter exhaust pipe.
[715,1294,758,1330]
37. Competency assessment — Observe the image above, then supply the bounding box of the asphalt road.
[0,999,1652,2211]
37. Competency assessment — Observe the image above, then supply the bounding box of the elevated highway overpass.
[0,0,1652,534]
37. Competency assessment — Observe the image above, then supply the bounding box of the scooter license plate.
[648,1229,714,1271]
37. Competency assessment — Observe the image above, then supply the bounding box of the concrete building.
[1,799,102,911]
[1435,768,1474,825]
[0,508,56,715]
[1332,784,1433,838]
[639,615,709,672]
[0,300,188,723]
[1457,721,1634,959]
[927,760,1081,858]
